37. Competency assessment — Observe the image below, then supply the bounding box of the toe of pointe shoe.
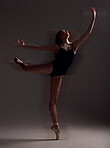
[51,126,60,140]
[56,133,60,140]
[14,57,28,67]
[14,57,18,63]
[14,57,23,64]
[14,57,21,63]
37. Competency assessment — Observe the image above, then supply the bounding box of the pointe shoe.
[14,57,28,67]
[14,57,23,64]
[51,125,60,140]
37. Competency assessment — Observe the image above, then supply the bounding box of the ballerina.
[14,8,96,140]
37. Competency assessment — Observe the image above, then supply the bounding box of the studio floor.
[0,124,109,148]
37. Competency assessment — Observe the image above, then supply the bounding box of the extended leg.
[14,57,53,74]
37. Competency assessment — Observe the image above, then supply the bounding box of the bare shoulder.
[37,44,60,52]
[53,44,60,52]
[45,44,60,52]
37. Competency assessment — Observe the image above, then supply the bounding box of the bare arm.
[73,8,96,53]
[16,39,59,52]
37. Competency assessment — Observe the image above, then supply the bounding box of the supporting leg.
[49,76,63,139]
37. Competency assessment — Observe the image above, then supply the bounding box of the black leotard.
[50,43,74,77]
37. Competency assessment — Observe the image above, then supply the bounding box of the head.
[55,30,70,45]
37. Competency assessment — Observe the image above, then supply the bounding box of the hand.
[17,39,25,46]
[91,8,96,18]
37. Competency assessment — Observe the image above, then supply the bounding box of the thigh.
[25,62,53,74]
[50,76,63,102]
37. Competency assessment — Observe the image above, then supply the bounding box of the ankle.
[53,123,59,129]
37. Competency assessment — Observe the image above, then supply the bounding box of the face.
[60,30,70,41]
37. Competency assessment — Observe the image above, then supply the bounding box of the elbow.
[74,46,78,54]
[89,31,92,35]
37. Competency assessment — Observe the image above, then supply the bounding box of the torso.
[50,43,74,77]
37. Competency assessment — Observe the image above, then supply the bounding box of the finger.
[21,40,24,44]
[17,39,20,43]
[91,8,95,12]
[18,41,21,44]
[17,40,21,45]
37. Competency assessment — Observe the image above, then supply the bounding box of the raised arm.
[16,39,59,52]
[73,8,96,53]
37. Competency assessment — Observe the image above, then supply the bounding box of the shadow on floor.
[0,138,56,145]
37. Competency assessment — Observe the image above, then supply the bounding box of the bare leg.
[49,77,63,123]
[23,63,53,74]
[49,76,63,139]
[14,57,53,74]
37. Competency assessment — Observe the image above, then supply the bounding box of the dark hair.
[55,30,63,45]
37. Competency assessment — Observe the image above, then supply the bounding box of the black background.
[0,0,110,128]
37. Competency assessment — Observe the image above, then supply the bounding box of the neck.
[62,39,70,45]
[66,39,71,44]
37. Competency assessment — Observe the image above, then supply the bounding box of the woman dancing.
[14,8,96,140]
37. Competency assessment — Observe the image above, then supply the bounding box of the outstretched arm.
[73,8,96,53]
[16,39,59,52]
